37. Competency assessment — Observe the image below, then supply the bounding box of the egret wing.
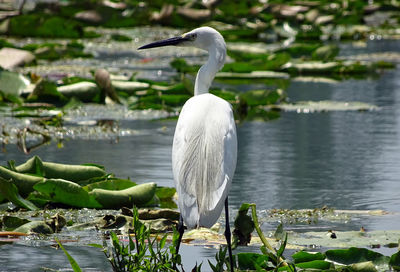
[172,94,237,228]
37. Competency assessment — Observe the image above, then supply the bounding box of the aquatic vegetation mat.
[0,156,176,210]
[16,203,396,272]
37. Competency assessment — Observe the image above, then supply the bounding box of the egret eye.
[188,33,197,40]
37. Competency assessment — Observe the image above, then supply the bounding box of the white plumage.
[138,28,237,269]
[172,93,237,228]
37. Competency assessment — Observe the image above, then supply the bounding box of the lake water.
[1,38,399,270]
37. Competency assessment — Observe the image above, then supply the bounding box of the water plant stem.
[250,203,288,266]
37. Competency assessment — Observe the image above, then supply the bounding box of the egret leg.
[224,197,234,272]
[175,214,185,254]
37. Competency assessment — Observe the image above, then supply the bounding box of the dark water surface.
[1,39,399,270]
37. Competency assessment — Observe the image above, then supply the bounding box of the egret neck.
[194,41,226,96]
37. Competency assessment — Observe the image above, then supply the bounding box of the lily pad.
[0,70,30,96]
[27,79,67,103]
[285,230,400,249]
[0,177,38,210]
[33,179,102,208]
[326,247,390,267]
[295,260,333,270]
[14,221,53,234]
[312,44,340,61]
[237,252,270,270]
[389,251,400,270]
[269,101,379,112]
[0,165,43,197]
[57,82,100,102]
[1,216,30,230]
[88,182,157,209]
[292,251,326,263]
[240,89,284,106]
[83,178,136,192]
[112,80,150,94]
[16,156,107,184]
[8,13,86,38]
[216,71,290,79]
[138,208,179,221]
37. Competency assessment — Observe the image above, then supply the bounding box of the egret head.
[138,27,226,53]
[139,27,226,95]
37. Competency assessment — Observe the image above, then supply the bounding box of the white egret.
[138,27,237,271]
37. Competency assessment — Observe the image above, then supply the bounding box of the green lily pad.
[240,89,284,106]
[14,221,53,234]
[33,179,102,208]
[0,165,43,197]
[312,44,340,61]
[155,186,176,200]
[14,156,44,176]
[27,79,67,103]
[170,58,199,73]
[210,89,237,102]
[389,251,400,270]
[296,260,333,270]
[287,230,400,249]
[83,178,136,192]
[57,82,100,102]
[326,247,390,267]
[111,33,132,42]
[237,252,270,270]
[88,182,157,209]
[16,156,107,184]
[152,83,191,95]
[282,61,341,73]
[112,80,149,94]
[8,13,86,38]
[276,43,322,58]
[1,215,31,230]
[292,251,326,263]
[154,186,177,208]
[0,177,38,211]
[0,70,30,97]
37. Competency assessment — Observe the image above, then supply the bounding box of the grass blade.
[55,238,82,272]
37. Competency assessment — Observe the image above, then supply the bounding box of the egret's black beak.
[138,36,190,50]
